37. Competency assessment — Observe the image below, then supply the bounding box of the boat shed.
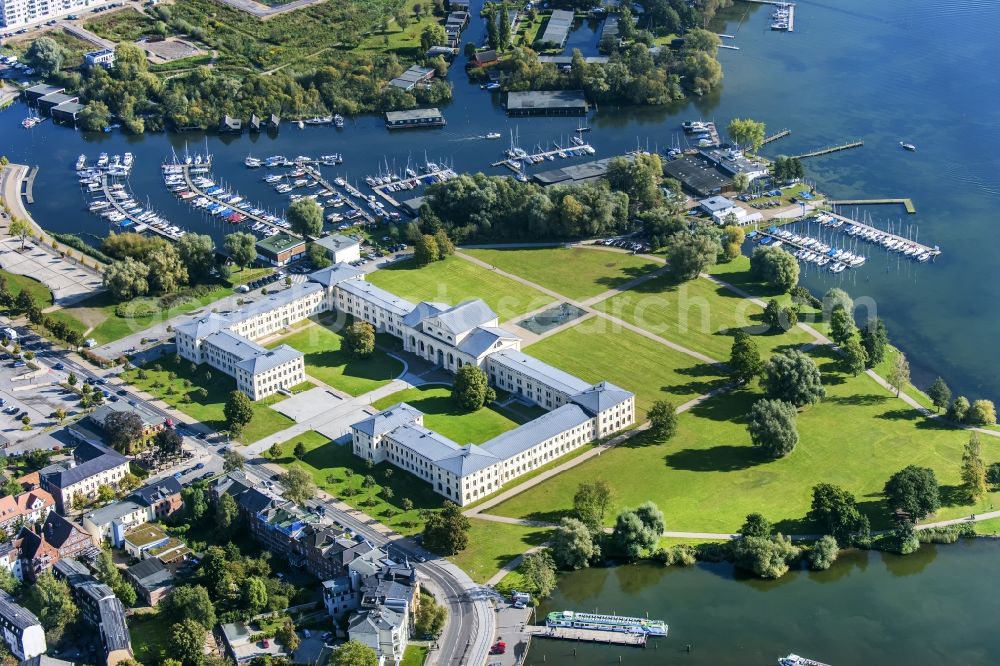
[400,196,426,216]
[267,114,281,130]
[663,154,734,197]
[385,108,446,129]
[219,115,243,133]
[506,90,588,116]
[37,92,79,116]
[51,101,85,123]
[388,65,435,91]
[450,0,470,10]
[531,154,635,187]
[537,9,574,47]
[249,114,261,132]
[23,84,64,104]
[537,55,610,65]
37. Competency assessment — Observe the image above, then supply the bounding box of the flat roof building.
[537,9,574,47]
[384,108,446,129]
[314,234,361,264]
[256,233,307,266]
[388,65,435,91]
[663,154,734,197]
[506,90,587,116]
[37,92,79,117]
[23,84,63,104]
[531,154,634,187]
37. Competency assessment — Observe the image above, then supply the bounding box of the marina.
[491,136,598,175]
[750,226,868,273]
[300,165,378,227]
[364,165,457,209]
[819,210,941,257]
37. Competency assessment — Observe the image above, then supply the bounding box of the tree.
[808,535,839,570]
[26,37,64,77]
[275,619,299,653]
[572,480,616,533]
[884,519,920,555]
[280,467,316,505]
[330,640,379,666]
[884,466,940,520]
[521,550,557,598]
[763,350,825,407]
[550,517,596,570]
[420,24,447,51]
[433,229,455,256]
[860,318,888,368]
[97,484,115,503]
[729,330,763,384]
[949,395,970,422]
[666,233,719,280]
[961,433,988,503]
[103,257,150,300]
[647,400,677,440]
[8,218,31,252]
[497,2,512,48]
[242,576,268,615]
[224,390,254,436]
[750,245,799,292]
[216,492,239,532]
[887,351,910,397]
[452,365,494,411]
[422,501,470,555]
[104,411,145,453]
[840,336,868,377]
[225,232,258,271]
[747,399,798,458]
[268,443,282,458]
[727,117,766,152]
[183,486,208,522]
[612,508,659,560]
[987,462,1000,488]
[161,585,216,629]
[287,198,323,237]
[926,377,951,413]
[68,372,77,387]
[829,306,857,347]
[740,512,772,538]
[27,573,77,642]
[293,442,307,460]
[823,288,853,317]
[721,224,745,261]
[413,234,441,266]
[177,233,216,282]
[79,100,112,132]
[415,594,448,637]
[401,497,414,511]
[146,244,189,293]
[222,448,245,473]
[171,619,207,666]
[731,533,799,579]
[155,428,183,457]
[344,321,375,358]
[967,399,997,426]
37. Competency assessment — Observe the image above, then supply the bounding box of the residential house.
[0,488,54,533]
[82,477,184,545]
[124,558,174,606]
[36,441,130,513]
[0,591,44,660]
[348,608,405,664]
[16,512,94,582]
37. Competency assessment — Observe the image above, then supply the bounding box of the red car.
[262,639,270,648]
[489,641,506,655]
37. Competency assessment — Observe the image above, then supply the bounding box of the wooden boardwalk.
[828,198,916,214]
[177,164,292,236]
[763,129,790,145]
[792,140,863,159]
[525,626,648,647]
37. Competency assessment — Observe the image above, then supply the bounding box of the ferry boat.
[778,655,830,666]
[546,611,667,636]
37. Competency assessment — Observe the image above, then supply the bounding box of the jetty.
[98,175,179,242]
[301,165,375,225]
[367,168,456,208]
[828,198,916,214]
[792,140,863,160]
[763,129,791,145]
[524,625,647,647]
[174,163,293,236]
[822,211,940,256]
[492,142,597,172]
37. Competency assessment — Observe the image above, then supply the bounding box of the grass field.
[372,385,521,444]
[129,610,171,664]
[265,430,445,535]
[491,346,995,533]
[594,273,815,361]
[523,323,728,419]
[1,269,53,308]
[400,644,429,666]
[463,247,663,301]
[265,322,403,396]
[121,355,292,444]
[84,8,156,42]
[448,519,552,584]
[368,257,553,322]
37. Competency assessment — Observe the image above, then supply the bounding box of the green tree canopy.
[330,640,379,666]
[26,37,65,78]
[550,517,597,570]
[763,350,825,407]
[344,321,375,358]
[883,465,940,520]
[224,232,258,271]
[647,400,677,440]
[926,377,951,413]
[666,233,720,281]
[521,550,557,598]
[422,500,470,555]
[224,390,254,436]
[452,365,495,411]
[750,245,799,292]
[572,479,615,532]
[280,467,316,505]
[727,117,766,152]
[729,330,763,384]
[287,198,323,237]
[747,399,798,458]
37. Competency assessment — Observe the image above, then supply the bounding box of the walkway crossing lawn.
[265,322,403,396]
[372,385,522,444]
[265,430,445,536]
[523,323,728,419]
[490,346,991,534]
[368,257,553,322]
[448,519,552,584]
[463,247,662,301]
[594,274,815,361]
[120,355,293,444]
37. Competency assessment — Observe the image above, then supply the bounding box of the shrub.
[807,535,839,570]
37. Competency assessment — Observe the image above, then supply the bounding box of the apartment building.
[0,488,53,533]
[82,477,183,545]
[0,590,45,660]
[36,442,130,514]
[0,0,112,29]
[16,512,94,582]
[53,558,133,666]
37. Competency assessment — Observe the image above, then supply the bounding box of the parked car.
[193,463,204,470]
[53,362,64,370]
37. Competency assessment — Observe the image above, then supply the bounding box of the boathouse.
[531,154,634,188]
[37,92,79,117]
[506,90,588,116]
[663,155,734,197]
[537,9,574,48]
[471,49,498,67]
[219,116,243,133]
[51,101,84,124]
[23,84,63,105]
[249,114,261,132]
[388,65,435,92]
[267,114,281,130]
[384,108,446,129]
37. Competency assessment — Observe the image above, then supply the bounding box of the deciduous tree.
[287,198,323,237]
[330,640,379,666]
[750,245,799,292]
[176,233,216,282]
[666,233,719,280]
[807,535,839,570]
[967,399,997,426]
[521,550,557,598]
[647,400,677,440]
[884,465,940,520]
[961,433,988,502]
[887,351,910,397]
[747,399,798,458]
[422,501,470,555]
[26,37,64,77]
[223,390,254,436]
[452,365,495,411]
[860,318,888,368]
[224,232,258,271]
[171,619,207,666]
[829,306,857,347]
[926,377,951,413]
[763,350,825,407]
[222,448,245,473]
[572,479,615,532]
[729,330,763,383]
[103,258,150,300]
[550,517,596,570]
[740,512,772,538]
[104,411,145,454]
[841,336,868,376]
[161,584,216,629]
[344,321,375,358]
[8,218,31,251]
[280,467,316,505]
[727,117,766,152]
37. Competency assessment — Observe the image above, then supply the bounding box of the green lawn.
[129,610,171,664]
[84,8,156,42]
[448,519,552,584]
[400,644,429,666]
[367,257,553,322]
[523,323,728,419]
[357,0,443,56]
[372,385,521,444]
[594,274,815,361]
[265,431,445,536]
[120,354,293,444]
[265,322,403,396]
[463,247,663,301]
[1,269,53,308]
[491,346,994,534]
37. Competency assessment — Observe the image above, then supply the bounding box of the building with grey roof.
[507,90,587,116]
[531,153,635,187]
[384,108,446,129]
[38,444,130,514]
[125,557,174,606]
[487,349,591,408]
[537,9,574,48]
[20,656,74,666]
[313,233,361,265]
[349,607,406,663]
[388,65,435,92]
[0,591,45,660]
[54,558,133,665]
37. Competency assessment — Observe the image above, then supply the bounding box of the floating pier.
[97,175,179,242]
[828,198,916,214]
[524,626,648,647]
[172,163,292,236]
[491,143,596,171]
[301,166,376,225]
[792,140,863,160]
[822,211,940,256]
[763,129,791,145]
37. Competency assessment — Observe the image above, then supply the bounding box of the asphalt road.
[4,318,494,666]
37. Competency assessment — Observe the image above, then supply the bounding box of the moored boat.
[545,611,667,636]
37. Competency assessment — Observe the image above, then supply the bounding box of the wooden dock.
[301,166,375,225]
[99,175,178,242]
[763,129,790,145]
[828,198,916,214]
[491,143,596,171]
[177,164,293,236]
[524,626,648,647]
[792,140,863,160]
[823,211,940,256]
[368,169,455,208]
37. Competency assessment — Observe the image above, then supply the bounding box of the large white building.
[0,0,111,29]
[0,590,45,660]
